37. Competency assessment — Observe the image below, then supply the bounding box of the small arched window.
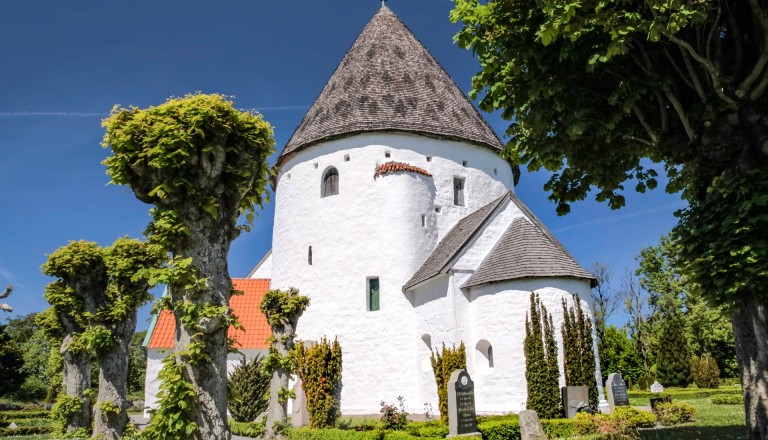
[322,167,339,197]
[476,339,494,369]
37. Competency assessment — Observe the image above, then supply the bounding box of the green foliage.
[524,293,561,419]
[654,401,696,426]
[0,411,51,421]
[572,412,598,435]
[610,406,657,429]
[711,394,744,405]
[102,93,276,250]
[675,170,768,307]
[128,331,148,394]
[293,337,343,429]
[655,310,692,387]
[228,354,269,422]
[51,394,87,436]
[0,325,26,397]
[379,396,408,431]
[0,425,56,436]
[561,295,599,408]
[685,295,737,378]
[600,326,646,386]
[476,418,521,440]
[541,418,577,438]
[141,354,197,440]
[429,342,466,423]
[286,427,385,440]
[261,287,311,328]
[404,421,447,438]
[229,419,266,437]
[690,354,720,389]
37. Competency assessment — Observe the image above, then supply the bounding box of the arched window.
[475,339,494,369]
[322,167,339,197]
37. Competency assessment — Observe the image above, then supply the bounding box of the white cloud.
[552,202,687,234]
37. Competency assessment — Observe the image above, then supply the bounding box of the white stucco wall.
[271,133,513,414]
[143,348,267,418]
[249,252,272,279]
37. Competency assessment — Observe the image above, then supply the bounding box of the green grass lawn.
[634,394,746,440]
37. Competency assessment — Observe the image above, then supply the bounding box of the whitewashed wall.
[270,133,513,414]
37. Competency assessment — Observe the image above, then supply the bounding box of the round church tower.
[269,6,518,413]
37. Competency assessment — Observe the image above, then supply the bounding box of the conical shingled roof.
[279,6,505,164]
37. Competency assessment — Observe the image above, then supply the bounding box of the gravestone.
[7,422,17,430]
[446,369,481,438]
[605,373,630,414]
[650,381,664,393]
[561,385,590,418]
[291,377,309,427]
[519,410,547,440]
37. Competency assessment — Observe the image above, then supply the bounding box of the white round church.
[145,4,605,418]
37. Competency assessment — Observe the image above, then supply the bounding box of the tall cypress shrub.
[228,354,269,422]
[655,311,692,387]
[524,293,561,419]
[562,295,599,409]
[430,342,467,423]
[293,337,343,429]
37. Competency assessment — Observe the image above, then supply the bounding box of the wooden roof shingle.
[279,5,505,165]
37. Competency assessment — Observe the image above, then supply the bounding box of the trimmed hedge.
[711,394,744,405]
[286,428,442,440]
[0,425,56,436]
[229,420,266,437]
[628,387,742,399]
[0,410,51,421]
[541,418,577,438]
[477,419,521,440]
[654,402,696,426]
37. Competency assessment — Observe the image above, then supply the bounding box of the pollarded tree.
[92,238,161,440]
[102,93,275,440]
[42,240,107,436]
[451,1,768,436]
[260,287,310,439]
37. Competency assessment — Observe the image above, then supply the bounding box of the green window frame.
[368,278,380,311]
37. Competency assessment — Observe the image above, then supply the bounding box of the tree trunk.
[60,335,91,434]
[172,233,233,440]
[93,313,136,440]
[732,291,768,440]
[263,325,294,439]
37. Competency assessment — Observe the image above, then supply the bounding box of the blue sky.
[0,0,684,329]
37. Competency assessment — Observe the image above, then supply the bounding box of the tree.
[562,295,599,409]
[524,293,561,419]
[0,325,26,397]
[685,295,738,377]
[260,288,310,439]
[42,240,107,436]
[654,310,692,387]
[600,326,646,385]
[430,342,467,423]
[589,263,619,366]
[293,337,343,429]
[128,331,148,395]
[92,238,160,440]
[3,313,54,401]
[102,93,275,440]
[621,273,652,372]
[0,285,12,313]
[451,0,768,436]
[228,354,269,423]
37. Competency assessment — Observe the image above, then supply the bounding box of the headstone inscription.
[291,377,309,427]
[447,369,481,438]
[605,373,630,414]
[561,385,590,418]
[650,381,664,393]
[518,410,547,440]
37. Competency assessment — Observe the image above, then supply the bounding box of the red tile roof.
[146,278,272,350]
[374,161,432,179]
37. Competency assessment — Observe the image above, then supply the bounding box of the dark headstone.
[447,369,481,438]
[605,373,630,413]
[519,410,547,440]
[561,385,590,418]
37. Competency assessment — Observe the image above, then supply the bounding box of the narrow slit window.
[368,278,380,311]
[453,177,465,206]
[344,154,350,162]
[435,206,441,213]
[462,160,468,167]
[385,151,391,158]
[493,168,498,176]
[426,156,433,162]
[322,167,339,197]
[308,246,312,265]
[421,214,426,227]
